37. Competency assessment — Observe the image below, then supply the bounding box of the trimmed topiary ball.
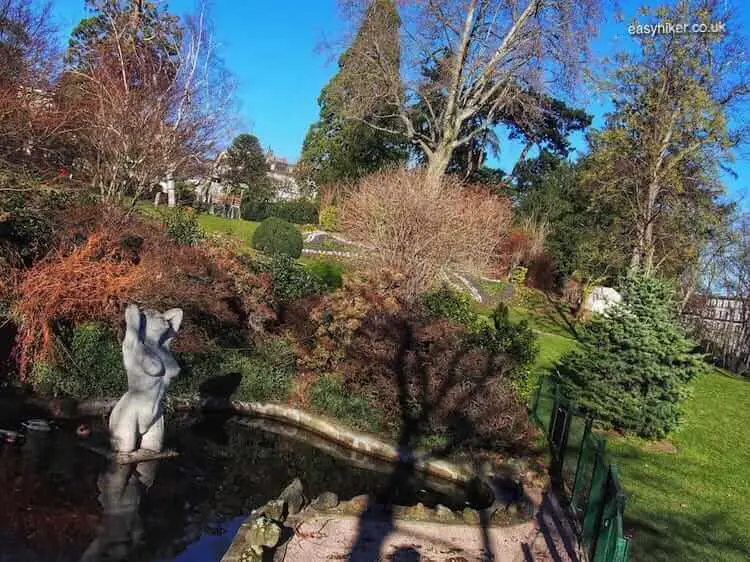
[252,217,303,258]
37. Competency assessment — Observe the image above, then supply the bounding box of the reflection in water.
[80,461,159,562]
[0,412,500,561]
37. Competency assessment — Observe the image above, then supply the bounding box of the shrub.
[228,354,293,403]
[319,205,339,231]
[163,208,204,246]
[422,286,484,332]
[305,259,344,291]
[249,254,321,302]
[341,168,511,298]
[496,215,549,276]
[270,198,318,224]
[469,303,538,378]
[174,181,197,206]
[12,206,275,378]
[33,322,126,398]
[310,375,381,432]
[241,198,271,221]
[251,217,303,258]
[174,347,293,403]
[554,273,710,439]
[526,253,557,291]
[287,275,535,455]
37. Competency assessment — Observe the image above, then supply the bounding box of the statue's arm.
[124,304,164,377]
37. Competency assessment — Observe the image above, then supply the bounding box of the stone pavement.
[280,492,582,562]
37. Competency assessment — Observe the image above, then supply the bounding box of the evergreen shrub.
[554,273,710,438]
[251,217,303,258]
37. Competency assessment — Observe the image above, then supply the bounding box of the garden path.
[281,492,580,562]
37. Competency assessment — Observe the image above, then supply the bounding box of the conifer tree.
[298,0,407,187]
[554,273,710,439]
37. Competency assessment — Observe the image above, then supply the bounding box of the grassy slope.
[608,371,750,562]
[196,213,258,241]
[517,289,750,562]
[135,201,260,245]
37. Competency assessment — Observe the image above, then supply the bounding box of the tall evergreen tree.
[298,0,407,188]
[222,134,272,220]
[223,133,269,189]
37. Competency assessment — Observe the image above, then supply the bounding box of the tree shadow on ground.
[542,291,579,339]
[522,492,580,562]
[608,441,750,562]
[345,312,538,561]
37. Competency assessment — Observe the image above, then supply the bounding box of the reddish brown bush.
[495,215,549,278]
[287,273,535,456]
[341,168,511,298]
[12,206,274,378]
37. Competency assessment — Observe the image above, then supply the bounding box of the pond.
[0,410,493,562]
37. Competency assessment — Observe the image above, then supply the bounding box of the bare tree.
[341,167,511,297]
[584,1,750,275]
[64,1,234,205]
[0,0,73,169]
[331,0,600,187]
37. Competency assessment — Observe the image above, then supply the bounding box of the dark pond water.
[0,411,492,562]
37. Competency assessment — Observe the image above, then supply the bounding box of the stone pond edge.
[47,395,479,485]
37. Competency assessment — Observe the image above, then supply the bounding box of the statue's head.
[124,304,183,350]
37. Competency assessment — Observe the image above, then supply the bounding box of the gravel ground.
[282,493,582,562]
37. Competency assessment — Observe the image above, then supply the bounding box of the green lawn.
[608,371,750,562]
[508,289,579,338]
[533,331,578,374]
[521,292,750,562]
[134,201,259,247]
[195,213,259,241]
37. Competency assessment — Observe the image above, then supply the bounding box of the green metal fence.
[531,378,631,562]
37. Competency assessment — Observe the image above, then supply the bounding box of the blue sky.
[51,0,749,209]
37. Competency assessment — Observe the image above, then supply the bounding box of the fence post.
[530,381,542,425]
[548,383,561,443]
[549,390,572,485]
[582,439,607,558]
[570,417,593,516]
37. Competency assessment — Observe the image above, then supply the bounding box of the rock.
[404,502,430,521]
[258,499,285,521]
[239,547,263,562]
[343,494,370,515]
[278,478,305,515]
[245,516,281,549]
[582,286,622,317]
[311,492,339,510]
[435,504,456,522]
[462,507,481,525]
[490,508,511,526]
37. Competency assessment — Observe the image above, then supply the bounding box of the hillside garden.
[1,1,749,561]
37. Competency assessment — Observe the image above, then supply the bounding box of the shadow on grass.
[610,439,750,562]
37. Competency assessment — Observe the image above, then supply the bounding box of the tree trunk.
[425,145,452,190]
[631,179,660,276]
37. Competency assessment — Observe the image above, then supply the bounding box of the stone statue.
[109,304,183,455]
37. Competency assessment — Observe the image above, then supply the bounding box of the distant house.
[265,149,301,200]
[683,294,749,374]
[188,148,303,207]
